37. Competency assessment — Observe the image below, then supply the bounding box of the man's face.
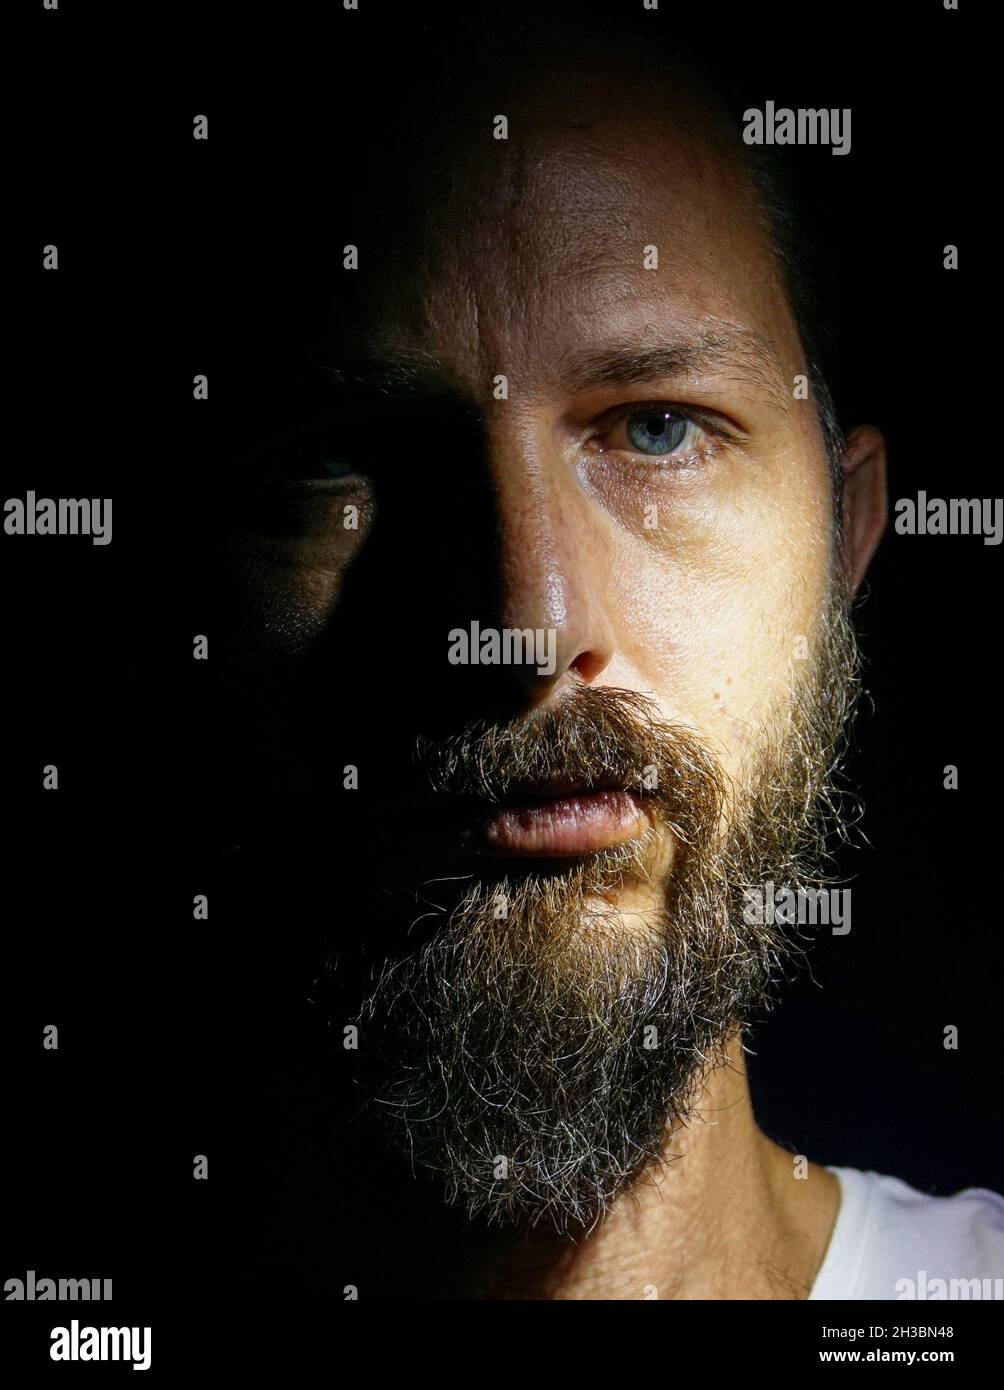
[224,87,877,1230]
[238,94,836,791]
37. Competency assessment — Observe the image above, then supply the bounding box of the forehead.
[335,102,803,396]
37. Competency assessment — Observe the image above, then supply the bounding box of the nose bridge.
[488,411,614,701]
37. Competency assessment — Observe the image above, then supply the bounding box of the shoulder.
[810,1166,1004,1300]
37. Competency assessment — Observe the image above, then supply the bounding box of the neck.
[337,1035,840,1299]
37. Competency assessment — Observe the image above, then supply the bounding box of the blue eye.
[625,408,691,456]
[313,453,356,479]
[265,439,358,483]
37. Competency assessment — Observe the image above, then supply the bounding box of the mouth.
[473,786,652,858]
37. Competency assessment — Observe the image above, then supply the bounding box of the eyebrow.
[320,351,452,398]
[317,324,789,407]
[557,327,790,405]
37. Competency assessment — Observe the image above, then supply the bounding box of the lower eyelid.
[633,445,715,470]
[590,439,722,477]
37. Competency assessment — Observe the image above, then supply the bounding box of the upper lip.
[402,776,643,821]
[465,777,638,808]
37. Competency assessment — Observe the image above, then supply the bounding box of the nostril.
[570,649,610,685]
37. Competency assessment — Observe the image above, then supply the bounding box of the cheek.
[223,485,376,652]
[600,453,832,746]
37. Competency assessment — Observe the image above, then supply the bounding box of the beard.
[338,565,861,1235]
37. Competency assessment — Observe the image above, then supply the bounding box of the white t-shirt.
[809,1165,1004,1300]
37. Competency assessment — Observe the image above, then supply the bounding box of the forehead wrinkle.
[330,129,798,413]
[350,202,795,416]
[317,317,793,418]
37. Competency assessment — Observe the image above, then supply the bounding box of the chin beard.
[339,574,860,1235]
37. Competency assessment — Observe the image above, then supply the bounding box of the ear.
[840,425,887,595]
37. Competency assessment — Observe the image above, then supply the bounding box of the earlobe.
[840,425,888,595]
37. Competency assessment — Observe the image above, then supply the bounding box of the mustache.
[413,684,731,849]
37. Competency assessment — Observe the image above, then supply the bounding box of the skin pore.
[225,63,888,1298]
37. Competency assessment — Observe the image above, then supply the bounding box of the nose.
[490,420,616,710]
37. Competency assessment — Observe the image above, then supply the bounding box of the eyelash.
[247,422,365,486]
[586,401,734,470]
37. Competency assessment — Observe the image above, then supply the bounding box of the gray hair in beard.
[354,566,860,1234]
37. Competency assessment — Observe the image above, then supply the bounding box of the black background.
[5,0,997,1328]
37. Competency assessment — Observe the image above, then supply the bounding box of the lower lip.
[478,789,649,857]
